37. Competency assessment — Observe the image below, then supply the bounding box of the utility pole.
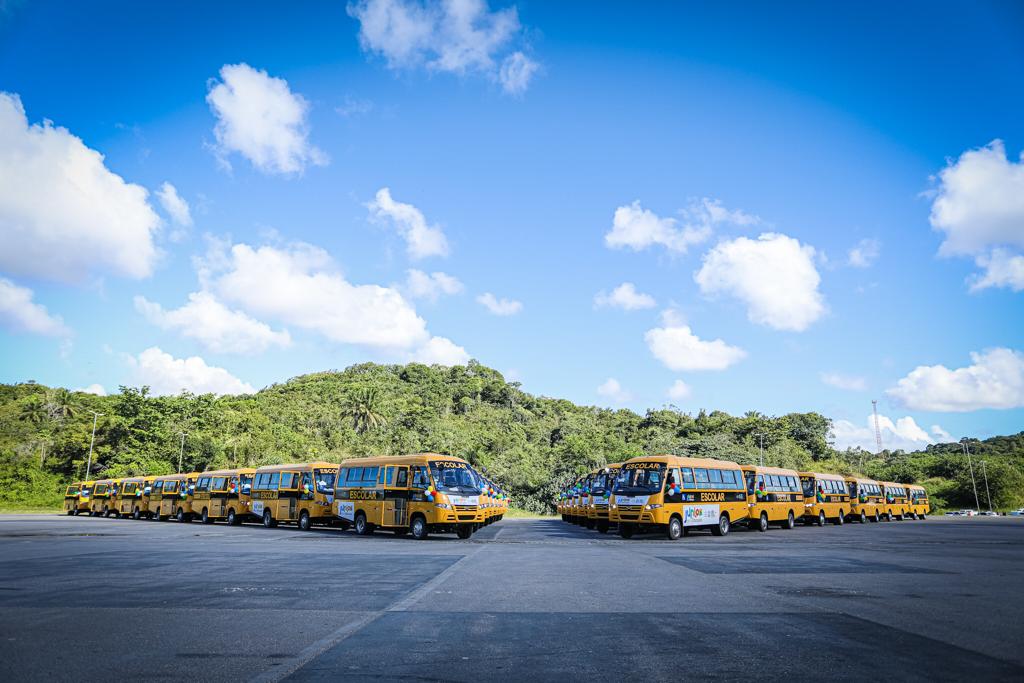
[980,460,993,512]
[85,411,103,479]
[871,400,883,455]
[961,438,980,511]
[177,432,187,474]
[754,433,765,467]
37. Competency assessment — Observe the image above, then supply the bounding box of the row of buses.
[557,454,929,539]
[61,454,508,540]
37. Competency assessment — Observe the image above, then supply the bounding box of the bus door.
[382,465,409,527]
[279,472,300,520]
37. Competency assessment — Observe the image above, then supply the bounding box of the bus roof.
[198,468,257,477]
[155,472,200,482]
[255,461,338,473]
[843,475,880,484]
[798,471,847,482]
[620,454,742,469]
[338,454,471,467]
[740,465,800,477]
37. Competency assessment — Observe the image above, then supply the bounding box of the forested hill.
[1,361,1021,512]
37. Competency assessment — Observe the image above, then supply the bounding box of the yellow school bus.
[88,479,120,517]
[845,476,883,523]
[334,454,482,540]
[251,462,338,530]
[191,468,256,525]
[148,473,198,521]
[610,455,748,540]
[129,476,158,519]
[63,481,90,515]
[799,471,852,526]
[907,484,930,519]
[879,481,911,520]
[740,465,804,532]
[112,477,146,518]
[586,463,621,534]
[570,474,590,525]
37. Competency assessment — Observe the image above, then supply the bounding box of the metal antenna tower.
[871,400,883,455]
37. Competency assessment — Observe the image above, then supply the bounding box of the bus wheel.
[410,515,428,540]
[354,513,373,536]
[712,514,730,537]
[456,525,473,539]
[872,511,879,523]
[262,510,275,528]
[227,509,237,526]
[859,512,867,524]
[585,518,595,530]
[817,511,826,527]
[618,523,635,539]
[757,512,769,533]
[201,508,212,524]
[66,509,74,516]
[835,512,845,526]
[896,513,904,521]
[176,509,186,523]
[132,508,141,520]
[783,511,795,530]
[886,512,893,522]
[596,521,609,534]
[919,513,927,520]
[666,516,683,540]
[298,511,311,531]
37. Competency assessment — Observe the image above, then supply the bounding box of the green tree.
[341,387,387,435]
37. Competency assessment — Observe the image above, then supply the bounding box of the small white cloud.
[594,282,656,311]
[335,95,374,118]
[405,269,463,301]
[969,249,1024,292]
[847,238,880,268]
[0,92,161,282]
[409,335,470,366]
[694,232,826,332]
[156,182,192,228]
[667,379,691,401]
[887,348,1024,412]
[206,63,326,175]
[74,383,106,396]
[597,377,632,404]
[499,51,539,95]
[127,346,256,396]
[931,424,953,443]
[644,312,746,371]
[135,291,291,355]
[367,188,449,259]
[477,292,522,316]
[0,277,70,337]
[832,413,940,452]
[605,198,756,255]
[819,372,867,392]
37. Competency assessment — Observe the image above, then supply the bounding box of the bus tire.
[817,511,826,527]
[618,523,635,539]
[176,508,185,523]
[354,512,373,536]
[66,509,74,516]
[918,513,927,520]
[886,512,893,521]
[263,510,274,528]
[712,513,730,537]
[410,515,428,540]
[456,525,473,539]
[835,512,845,526]
[227,509,238,526]
[896,513,904,521]
[201,508,212,524]
[783,511,795,530]
[666,516,683,540]
[585,518,595,530]
[859,512,866,523]
[756,512,768,533]
[596,521,609,534]
[872,511,879,523]
[298,511,311,531]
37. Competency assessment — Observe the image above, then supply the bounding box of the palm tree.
[46,388,77,422]
[19,396,50,465]
[341,387,387,435]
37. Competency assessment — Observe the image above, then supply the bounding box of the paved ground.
[0,514,1021,681]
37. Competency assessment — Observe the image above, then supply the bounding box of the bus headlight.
[435,503,452,509]
[645,504,662,510]
[611,504,617,509]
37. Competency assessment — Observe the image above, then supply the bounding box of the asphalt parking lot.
[0,514,1021,681]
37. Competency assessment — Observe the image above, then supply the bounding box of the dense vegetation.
[1,361,1021,513]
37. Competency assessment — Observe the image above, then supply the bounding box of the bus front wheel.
[835,511,845,526]
[712,514,730,537]
[354,513,373,536]
[757,512,769,533]
[783,511,795,530]
[456,525,473,539]
[410,515,428,540]
[227,509,237,526]
[618,523,635,539]
[817,511,826,527]
[263,510,277,528]
[298,511,311,531]
[666,516,683,540]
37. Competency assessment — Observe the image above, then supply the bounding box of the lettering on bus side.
[344,490,383,501]
[623,462,662,470]
[432,461,468,469]
[700,492,726,502]
[253,491,278,500]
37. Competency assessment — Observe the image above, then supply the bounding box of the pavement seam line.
[386,544,484,612]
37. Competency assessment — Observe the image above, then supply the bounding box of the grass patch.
[0,505,62,514]
[504,507,554,519]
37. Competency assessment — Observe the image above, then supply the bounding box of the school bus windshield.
[429,461,479,493]
[615,465,665,494]
[590,473,613,494]
[313,469,336,493]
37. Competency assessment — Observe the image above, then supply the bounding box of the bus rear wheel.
[354,513,373,536]
[227,509,238,526]
[410,515,428,540]
[757,512,769,533]
[298,511,311,531]
[783,511,795,530]
[835,512,845,525]
[618,523,635,539]
[817,511,826,527]
[712,513,730,537]
[666,516,683,540]
[456,525,473,539]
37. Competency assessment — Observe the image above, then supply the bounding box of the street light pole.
[178,432,187,474]
[85,411,103,480]
[961,439,980,511]
[980,460,993,512]
[754,433,765,467]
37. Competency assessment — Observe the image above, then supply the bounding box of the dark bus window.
[681,468,695,489]
[709,469,723,485]
[269,473,280,490]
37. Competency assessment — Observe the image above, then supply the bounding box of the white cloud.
[367,188,449,259]
[929,140,1024,292]
[156,182,192,228]
[605,198,757,255]
[74,384,106,396]
[969,249,1024,292]
[128,346,256,396]
[931,424,953,443]
[477,292,522,316]
[594,282,656,311]
[597,377,632,404]
[135,291,292,356]
[694,232,826,332]
[0,277,70,337]
[847,238,880,268]
[348,0,538,94]
[644,312,746,371]
[0,92,161,282]
[887,348,1024,412]
[832,414,941,452]
[667,379,691,401]
[409,335,470,365]
[819,372,867,392]
[405,269,463,301]
[206,63,326,175]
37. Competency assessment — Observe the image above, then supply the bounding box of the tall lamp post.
[754,433,765,467]
[177,432,187,474]
[980,460,993,512]
[960,438,980,512]
[85,411,103,480]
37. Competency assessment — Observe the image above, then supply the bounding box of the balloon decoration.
[816,489,826,503]
[424,485,437,502]
[756,481,767,499]
[667,481,680,496]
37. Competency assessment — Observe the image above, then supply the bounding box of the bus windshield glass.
[314,469,336,493]
[614,464,665,494]
[590,473,612,495]
[429,461,479,494]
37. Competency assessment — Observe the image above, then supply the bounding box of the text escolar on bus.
[741,465,804,532]
[251,462,338,530]
[610,455,748,540]
[190,468,256,525]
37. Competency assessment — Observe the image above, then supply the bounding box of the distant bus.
[907,484,930,519]
[148,473,199,522]
[190,468,256,525]
[112,477,147,518]
[879,481,911,520]
[799,471,851,526]
[586,463,622,534]
[845,476,883,523]
[251,462,337,530]
[88,479,119,517]
[740,465,804,532]
[63,481,90,516]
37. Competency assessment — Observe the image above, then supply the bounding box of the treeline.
[0,361,1021,512]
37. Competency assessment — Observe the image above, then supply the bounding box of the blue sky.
[1,0,1022,450]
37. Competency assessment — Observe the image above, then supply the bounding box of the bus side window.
[383,466,395,487]
[269,473,280,490]
[744,472,755,495]
[681,468,695,489]
[411,466,429,489]
[395,467,409,488]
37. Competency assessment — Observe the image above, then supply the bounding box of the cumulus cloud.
[74,384,106,396]
[694,232,826,332]
[594,282,656,311]
[405,269,463,301]
[929,140,1024,292]
[667,379,691,401]
[367,188,449,259]
[847,238,880,268]
[832,413,942,452]
[0,277,70,337]
[605,198,757,255]
[156,182,192,228]
[597,378,632,404]
[477,292,522,316]
[408,335,470,365]
[134,291,291,355]
[887,348,1024,412]
[348,0,539,94]
[0,92,161,282]
[820,372,867,392]
[207,63,326,175]
[644,312,746,371]
[127,346,256,396]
